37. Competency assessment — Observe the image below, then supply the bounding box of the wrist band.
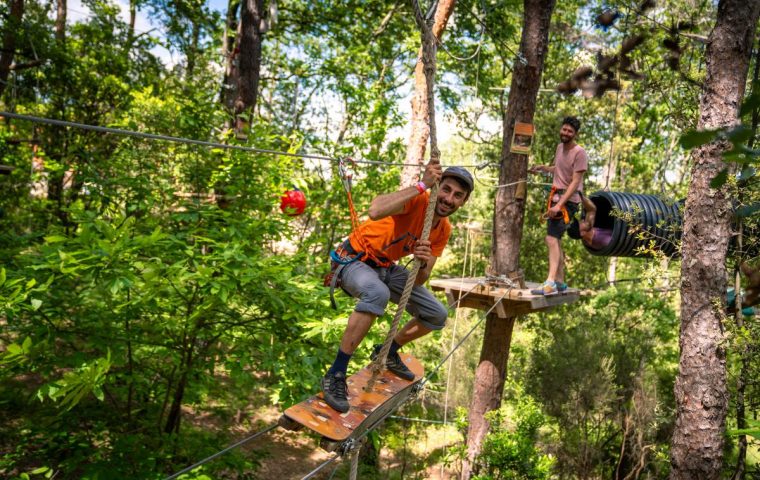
[415,181,427,194]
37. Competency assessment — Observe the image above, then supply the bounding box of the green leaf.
[44,235,68,243]
[736,201,760,218]
[680,129,718,149]
[740,89,760,117]
[728,427,760,439]
[710,168,729,189]
[725,125,753,144]
[31,298,42,310]
[30,467,50,475]
[738,166,756,181]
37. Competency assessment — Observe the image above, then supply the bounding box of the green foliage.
[474,390,554,480]
[728,419,760,440]
[36,350,111,411]
[520,287,679,478]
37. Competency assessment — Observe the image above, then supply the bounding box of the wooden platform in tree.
[280,354,424,448]
[430,277,580,317]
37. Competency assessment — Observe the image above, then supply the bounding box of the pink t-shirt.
[553,143,588,203]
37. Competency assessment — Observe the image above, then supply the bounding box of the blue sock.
[389,340,402,356]
[327,348,352,375]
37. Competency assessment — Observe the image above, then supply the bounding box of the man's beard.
[435,203,455,217]
[560,135,573,143]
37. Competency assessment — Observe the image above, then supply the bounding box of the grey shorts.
[339,261,448,331]
[547,200,579,239]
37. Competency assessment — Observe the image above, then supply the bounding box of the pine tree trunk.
[186,21,200,81]
[221,0,241,113]
[669,1,760,478]
[462,2,556,478]
[0,0,23,98]
[55,0,66,44]
[127,0,136,45]
[462,314,515,479]
[234,0,265,124]
[400,0,456,187]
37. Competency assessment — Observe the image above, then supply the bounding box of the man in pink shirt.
[529,116,588,295]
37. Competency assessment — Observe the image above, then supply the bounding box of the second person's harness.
[544,185,571,224]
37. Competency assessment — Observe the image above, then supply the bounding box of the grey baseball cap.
[441,166,474,194]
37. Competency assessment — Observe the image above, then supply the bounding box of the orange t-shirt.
[348,192,451,264]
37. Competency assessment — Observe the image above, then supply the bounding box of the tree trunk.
[462,314,515,480]
[221,0,241,112]
[400,0,456,187]
[55,0,66,44]
[669,1,760,479]
[186,21,200,81]
[0,0,24,98]
[127,0,136,46]
[233,0,265,132]
[462,1,556,478]
[164,347,194,434]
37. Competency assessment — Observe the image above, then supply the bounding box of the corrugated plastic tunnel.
[584,191,683,258]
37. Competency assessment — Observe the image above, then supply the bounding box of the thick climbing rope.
[348,441,361,480]
[366,0,441,391]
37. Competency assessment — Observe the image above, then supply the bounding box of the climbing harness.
[324,157,394,308]
[325,241,365,309]
[543,186,571,224]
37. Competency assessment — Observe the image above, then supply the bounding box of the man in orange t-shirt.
[321,162,474,413]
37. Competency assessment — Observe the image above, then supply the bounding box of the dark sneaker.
[371,345,415,381]
[556,282,568,293]
[530,281,558,296]
[321,371,349,413]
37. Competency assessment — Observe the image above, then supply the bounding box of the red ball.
[280,188,307,216]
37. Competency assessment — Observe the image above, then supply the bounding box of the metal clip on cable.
[339,156,355,192]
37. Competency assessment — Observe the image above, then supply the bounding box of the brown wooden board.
[429,277,581,317]
[282,354,424,442]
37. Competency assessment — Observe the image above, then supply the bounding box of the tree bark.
[0,0,24,98]
[221,0,241,112]
[400,0,456,187]
[669,1,760,479]
[55,0,67,44]
[186,21,200,81]
[462,314,515,480]
[233,0,265,131]
[127,0,136,46]
[462,1,556,478]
